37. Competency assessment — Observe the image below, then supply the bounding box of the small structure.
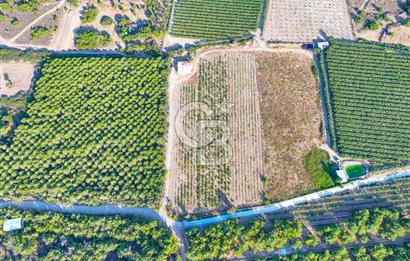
[177,61,192,75]
[336,169,348,183]
[317,41,330,49]
[3,218,23,232]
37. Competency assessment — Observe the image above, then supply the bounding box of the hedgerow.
[0,57,169,206]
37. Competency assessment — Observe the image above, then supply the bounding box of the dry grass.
[256,53,323,203]
[0,62,34,96]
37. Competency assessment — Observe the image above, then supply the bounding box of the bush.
[67,0,79,6]
[81,6,99,23]
[74,30,111,49]
[100,15,113,26]
[366,21,380,30]
[404,20,410,27]
[303,148,335,190]
[10,17,20,27]
[30,26,52,41]
[0,11,7,22]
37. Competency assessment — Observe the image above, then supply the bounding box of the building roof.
[318,41,330,49]
[3,218,23,232]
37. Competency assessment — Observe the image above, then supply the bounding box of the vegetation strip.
[0,207,178,259]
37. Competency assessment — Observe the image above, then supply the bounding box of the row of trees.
[0,57,169,206]
[283,243,410,261]
[0,207,178,259]
[185,207,410,260]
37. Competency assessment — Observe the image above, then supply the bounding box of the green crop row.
[171,0,263,40]
[320,41,410,169]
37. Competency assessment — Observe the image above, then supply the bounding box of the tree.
[100,15,113,26]
[81,6,99,23]
[74,30,110,49]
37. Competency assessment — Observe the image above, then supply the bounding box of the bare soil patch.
[0,62,34,96]
[14,8,63,45]
[256,52,323,203]
[263,0,354,43]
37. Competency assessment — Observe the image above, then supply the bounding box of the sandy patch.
[0,62,34,96]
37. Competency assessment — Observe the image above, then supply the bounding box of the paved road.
[181,170,410,228]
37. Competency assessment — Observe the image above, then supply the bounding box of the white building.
[318,41,330,49]
[177,62,192,75]
[3,218,23,232]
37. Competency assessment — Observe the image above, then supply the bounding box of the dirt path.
[51,3,83,50]
[8,0,66,43]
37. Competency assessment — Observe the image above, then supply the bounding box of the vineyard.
[185,176,410,259]
[170,0,263,40]
[321,41,410,169]
[168,53,263,213]
[0,57,169,206]
[0,207,178,259]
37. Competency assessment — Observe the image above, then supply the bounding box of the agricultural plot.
[0,57,169,206]
[168,54,263,213]
[185,176,410,259]
[170,0,263,40]
[0,207,178,259]
[263,0,354,43]
[256,53,324,203]
[320,41,410,170]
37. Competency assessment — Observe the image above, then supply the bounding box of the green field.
[0,208,178,259]
[346,164,367,179]
[320,41,410,169]
[170,0,263,40]
[0,57,168,206]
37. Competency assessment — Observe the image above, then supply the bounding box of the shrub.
[303,148,335,190]
[10,17,20,27]
[81,6,99,23]
[0,11,7,22]
[74,30,110,49]
[404,20,410,27]
[100,15,113,26]
[30,26,52,41]
[366,21,380,30]
[67,0,79,6]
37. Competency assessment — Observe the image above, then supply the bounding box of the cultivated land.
[0,57,169,206]
[320,41,410,170]
[168,53,263,214]
[0,207,178,259]
[256,52,323,203]
[263,0,354,43]
[0,62,34,96]
[185,176,410,259]
[170,0,263,40]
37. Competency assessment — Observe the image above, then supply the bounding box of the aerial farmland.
[1,0,410,259]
